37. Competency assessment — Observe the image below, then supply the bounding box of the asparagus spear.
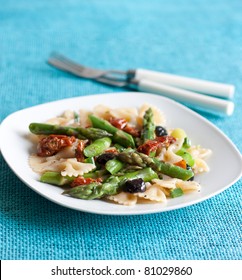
[142,108,155,142]
[73,111,80,123]
[114,143,125,152]
[118,151,145,167]
[40,169,110,186]
[117,151,194,181]
[29,123,112,140]
[88,115,135,148]
[83,137,112,157]
[83,169,108,179]
[63,167,158,199]
[63,182,104,200]
[176,149,195,167]
[105,159,124,175]
[84,157,95,164]
[40,171,73,186]
[170,188,184,198]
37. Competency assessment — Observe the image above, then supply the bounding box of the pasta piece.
[27,133,43,145]
[152,178,201,194]
[60,159,95,177]
[152,178,178,189]
[137,104,166,126]
[193,158,210,174]
[155,185,171,197]
[155,147,166,161]
[168,137,184,153]
[109,107,138,124]
[188,145,212,159]
[156,139,184,163]
[46,110,75,126]
[107,192,137,206]
[46,117,68,125]
[93,104,111,119]
[163,149,183,164]
[29,154,61,173]
[176,180,201,193]
[29,155,95,177]
[78,109,92,127]
[62,110,75,120]
[54,145,76,159]
[135,185,167,203]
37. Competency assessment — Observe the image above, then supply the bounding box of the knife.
[47,53,235,116]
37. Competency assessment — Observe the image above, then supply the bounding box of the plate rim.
[1,92,242,215]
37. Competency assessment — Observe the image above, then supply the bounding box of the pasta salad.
[28,104,212,206]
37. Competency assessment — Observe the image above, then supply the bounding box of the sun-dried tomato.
[104,148,118,154]
[37,135,76,157]
[109,117,140,137]
[70,177,102,188]
[155,136,176,148]
[123,125,140,137]
[109,117,127,129]
[75,140,86,162]
[137,136,176,155]
[137,139,157,155]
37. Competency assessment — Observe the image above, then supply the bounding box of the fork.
[48,53,129,87]
[47,53,235,115]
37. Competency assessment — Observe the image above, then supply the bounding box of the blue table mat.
[0,0,241,260]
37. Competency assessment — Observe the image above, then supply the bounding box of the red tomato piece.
[75,140,86,162]
[70,177,102,188]
[137,139,160,155]
[155,136,176,148]
[104,148,118,154]
[109,117,127,129]
[137,136,176,155]
[37,135,76,157]
[123,125,140,137]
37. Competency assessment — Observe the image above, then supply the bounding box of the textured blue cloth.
[0,0,241,260]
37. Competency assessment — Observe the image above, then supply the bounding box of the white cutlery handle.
[136,79,234,115]
[135,68,235,99]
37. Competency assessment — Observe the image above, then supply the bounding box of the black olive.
[96,153,116,165]
[186,164,194,181]
[122,178,146,193]
[155,126,168,137]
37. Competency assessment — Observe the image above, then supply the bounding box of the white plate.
[0,92,241,215]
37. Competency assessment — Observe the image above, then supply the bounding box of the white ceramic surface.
[0,92,241,215]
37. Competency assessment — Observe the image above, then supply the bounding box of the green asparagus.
[118,151,145,167]
[29,123,112,140]
[83,137,112,157]
[170,188,184,198]
[84,157,95,164]
[105,159,124,175]
[63,167,158,199]
[74,111,80,123]
[83,169,108,179]
[88,115,135,148]
[176,149,195,167]
[40,171,73,186]
[117,151,194,181]
[182,137,191,149]
[63,182,104,200]
[114,143,125,152]
[152,158,194,181]
[142,108,155,142]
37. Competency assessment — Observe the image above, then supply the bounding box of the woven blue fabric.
[0,0,241,260]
